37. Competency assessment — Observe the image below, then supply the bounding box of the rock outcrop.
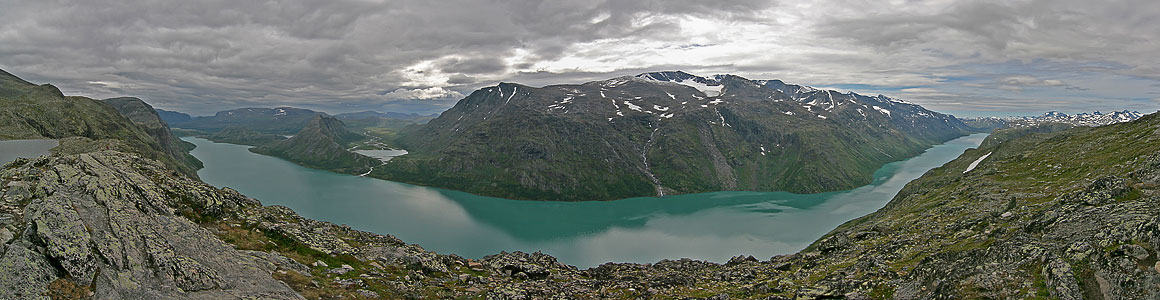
[0,149,301,299]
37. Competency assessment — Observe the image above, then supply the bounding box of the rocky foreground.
[3,118,1160,299]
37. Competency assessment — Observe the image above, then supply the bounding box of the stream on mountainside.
[185,133,988,268]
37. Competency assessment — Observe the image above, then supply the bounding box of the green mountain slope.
[0,69,200,176]
[251,115,376,174]
[166,107,426,149]
[784,113,1160,299]
[381,72,977,201]
[103,97,203,172]
[206,126,287,146]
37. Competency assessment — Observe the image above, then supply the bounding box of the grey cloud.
[815,0,1160,79]
[0,0,779,115]
[437,57,509,75]
[818,2,1020,50]
[999,76,1064,87]
[1,0,1157,117]
[446,74,477,85]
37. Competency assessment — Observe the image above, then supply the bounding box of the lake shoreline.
[186,133,988,268]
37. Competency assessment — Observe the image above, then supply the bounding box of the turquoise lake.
[186,133,988,268]
[0,139,58,165]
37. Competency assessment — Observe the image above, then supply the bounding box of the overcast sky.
[1,0,1158,117]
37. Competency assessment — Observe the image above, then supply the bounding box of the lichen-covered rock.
[29,194,97,280]
[482,251,570,280]
[0,240,59,299]
[1043,258,1082,300]
[0,152,303,299]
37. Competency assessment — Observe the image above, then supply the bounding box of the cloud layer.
[0,0,1157,116]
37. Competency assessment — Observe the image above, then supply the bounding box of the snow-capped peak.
[1005,110,1145,127]
[636,71,724,97]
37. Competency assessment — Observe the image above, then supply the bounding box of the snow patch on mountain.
[967,110,1145,128]
[964,152,992,173]
[623,101,643,112]
[636,71,725,97]
[872,106,891,116]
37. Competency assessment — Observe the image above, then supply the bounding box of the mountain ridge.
[251,115,377,174]
[0,69,201,176]
[381,71,979,201]
[167,107,329,135]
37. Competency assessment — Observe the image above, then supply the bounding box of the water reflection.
[187,133,987,268]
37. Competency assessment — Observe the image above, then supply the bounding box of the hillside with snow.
[379,71,979,201]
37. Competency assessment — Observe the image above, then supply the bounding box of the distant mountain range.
[158,107,432,141]
[155,106,426,174]
[379,71,981,201]
[964,110,1144,128]
[252,115,377,174]
[205,126,287,146]
[155,108,193,124]
[334,111,436,121]
[162,107,328,135]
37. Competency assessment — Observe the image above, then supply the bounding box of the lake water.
[0,139,58,165]
[186,133,987,268]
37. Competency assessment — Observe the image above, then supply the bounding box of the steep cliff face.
[103,97,204,174]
